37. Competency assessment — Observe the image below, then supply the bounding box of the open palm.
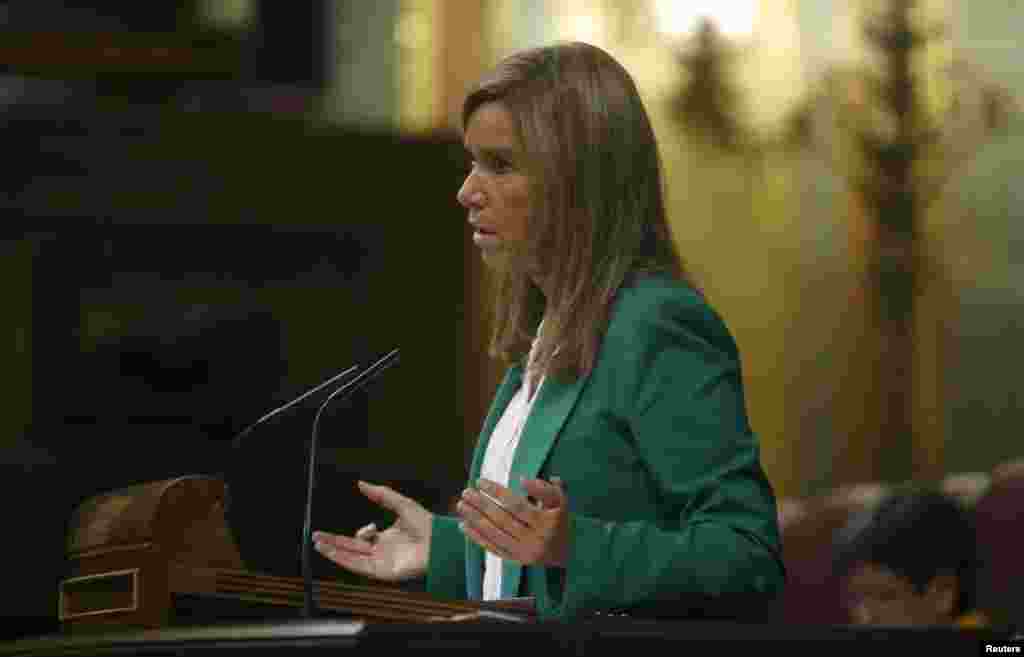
[313,481,432,583]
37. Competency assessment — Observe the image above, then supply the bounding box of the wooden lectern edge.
[61,476,538,629]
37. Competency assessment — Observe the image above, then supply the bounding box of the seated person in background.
[833,487,985,628]
[776,497,809,532]
[941,472,991,508]
[992,457,1024,484]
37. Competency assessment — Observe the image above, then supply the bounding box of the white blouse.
[478,330,545,601]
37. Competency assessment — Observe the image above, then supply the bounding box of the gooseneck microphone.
[301,348,400,619]
[231,365,362,450]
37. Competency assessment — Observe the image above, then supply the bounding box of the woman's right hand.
[313,481,432,583]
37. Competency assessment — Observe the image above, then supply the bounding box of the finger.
[477,488,530,522]
[457,497,535,563]
[521,478,566,509]
[357,481,412,515]
[312,530,355,547]
[314,540,379,577]
[355,523,378,541]
[460,519,516,562]
[475,479,536,522]
[459,489,532,534]
[314,531,374,556]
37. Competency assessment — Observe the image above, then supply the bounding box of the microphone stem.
[300,348,399,620]
[301,415,322,618]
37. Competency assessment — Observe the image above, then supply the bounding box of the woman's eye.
[482,157,511,174]
[469,158,510,174]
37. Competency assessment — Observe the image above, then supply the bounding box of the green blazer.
[426,274,785,621]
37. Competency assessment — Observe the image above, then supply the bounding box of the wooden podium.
[59,476,533,631]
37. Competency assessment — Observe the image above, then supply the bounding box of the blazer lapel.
[468,366,523,481]
[499,371,589,598]
[465,366,523,600]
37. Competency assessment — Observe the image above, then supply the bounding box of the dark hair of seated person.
[832,486,981,627]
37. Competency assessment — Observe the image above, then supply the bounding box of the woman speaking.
[313,41,785,622]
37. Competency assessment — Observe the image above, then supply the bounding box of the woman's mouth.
[472,227,500,248]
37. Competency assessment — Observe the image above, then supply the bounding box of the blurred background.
[0,0,1021,636]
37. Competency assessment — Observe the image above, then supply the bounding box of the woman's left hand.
[456,477,570,568]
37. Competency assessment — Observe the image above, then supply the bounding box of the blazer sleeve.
[425,514,468,601]
[537,287,785,620]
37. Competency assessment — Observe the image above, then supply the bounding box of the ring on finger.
[476,489,532,527]
[476,488,511,513]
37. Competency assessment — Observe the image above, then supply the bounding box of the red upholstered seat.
[973,473,1024,627]
[778,485,887,625]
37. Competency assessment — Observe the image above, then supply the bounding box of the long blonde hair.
[463,42,690,381]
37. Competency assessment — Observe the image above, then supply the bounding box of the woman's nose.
[457,175,485,209]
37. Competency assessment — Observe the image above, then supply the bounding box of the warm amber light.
[651,0,758,39]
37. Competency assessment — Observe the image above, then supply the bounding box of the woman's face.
[457,102,533,270]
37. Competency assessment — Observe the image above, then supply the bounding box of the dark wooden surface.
[0,618,1016,656]
[58,475,534,632]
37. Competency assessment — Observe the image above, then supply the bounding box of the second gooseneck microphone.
[231,365,361,450]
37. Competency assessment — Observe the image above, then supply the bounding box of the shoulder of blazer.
[607,273,739,359]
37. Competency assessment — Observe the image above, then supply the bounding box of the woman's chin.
[479,248,510,271]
